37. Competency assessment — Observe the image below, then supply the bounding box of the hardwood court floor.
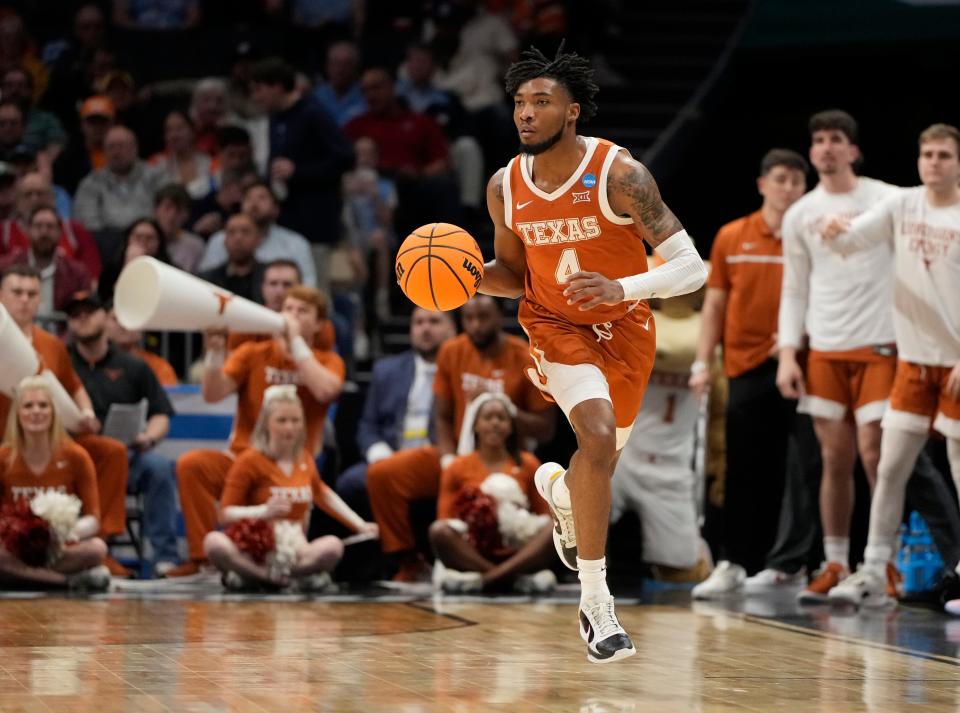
[1,593,960,712]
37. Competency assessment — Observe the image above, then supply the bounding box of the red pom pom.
[0,499,51,567]
[454,486,503,560]
[225,518,276,564]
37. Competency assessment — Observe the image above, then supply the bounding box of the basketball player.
[478,46,706,662]
[824,124,960,607]
[170,286,345,577]
[773,111,905,602]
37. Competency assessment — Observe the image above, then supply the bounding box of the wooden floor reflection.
[1,596,959,712]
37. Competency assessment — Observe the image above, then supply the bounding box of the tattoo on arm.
[494,173,504,202]
[612,161,683,247]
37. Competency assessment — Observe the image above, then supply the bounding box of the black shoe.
[579,596,636,664]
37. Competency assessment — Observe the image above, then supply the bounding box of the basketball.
[395,222,485,312]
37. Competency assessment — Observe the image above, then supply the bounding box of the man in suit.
[335,308,456,518]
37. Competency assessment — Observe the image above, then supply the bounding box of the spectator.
[1,171,102,279]
[0,100,30,163]
[0,13,48,101]
[1,67,67,163]
[189,164,258,239]
[199,181,317,288]
[200,212,266,303]
[190,78,230,155]
[345,67,460,235]
[65,291,181,576]
[204,386,375,591]
[429,393,554,593]
[341,137,396,317]
[335,308,457,518]
[211,125,254,188]
[397,43,484,210]
[250,56,353,292]
[73,125,166,247]
[105,307,178,386]
[97,217,170,304]
[149,110,215,200]
[0,205,90,316]
[42,4,108,128]
[0,375,109,591]
[153,183,204,273]
[11,145,73,218]
[366,295,556,582]
[95,71,153,154]
[53,95,115,194]
[112,0,201,30]
[0,161,17,220]
[170,286,345,577]
[0,263,131,577]
[313,40,367,127]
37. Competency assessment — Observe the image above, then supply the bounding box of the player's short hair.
[154,182,191,211]
[264,259,302,282]
[759,148,809,177]
[250,57,296,92]
[919,123,960,154]
[1,262,40,285]
[504,42,600,123]
[808,110,859,144]
[285,285,328,320]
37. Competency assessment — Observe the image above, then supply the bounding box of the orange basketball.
[395,222,484,312]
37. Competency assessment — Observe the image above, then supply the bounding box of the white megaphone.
[0,302,40,396]
[0,304,83,431]
[113,256,285,333]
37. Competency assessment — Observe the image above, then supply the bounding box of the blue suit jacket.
[357,350,435,455]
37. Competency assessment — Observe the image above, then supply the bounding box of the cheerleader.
[0,376,108,590]
[429,393,556,593]
[204,385,377,589]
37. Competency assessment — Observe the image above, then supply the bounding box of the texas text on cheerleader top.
[503,136,651,326]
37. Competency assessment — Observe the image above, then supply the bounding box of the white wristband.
[690,360,708,375]
[440,453,456,470]
[366,441,395,464]
[204,349,225,370]
[290,336,313,364]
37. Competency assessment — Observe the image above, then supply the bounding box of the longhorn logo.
[213,291,235,315]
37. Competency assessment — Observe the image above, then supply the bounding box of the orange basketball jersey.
[504,136,651,325]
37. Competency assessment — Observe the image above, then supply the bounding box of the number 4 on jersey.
[555,247,581,284]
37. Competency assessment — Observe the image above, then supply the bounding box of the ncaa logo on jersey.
[582,173,597,188]
[572,191,591,204]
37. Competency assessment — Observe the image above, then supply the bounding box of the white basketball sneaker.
[827,565,893,608]
[534,462,578,571]
[579,595,636,664]
[691,560,746,600]
[743,567,806,594]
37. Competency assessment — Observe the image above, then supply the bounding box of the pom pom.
[480,473,529,509]
[30,491,82,562]
[480,474,550,549]
[266,520,307,581]
[0,500,52,567]
[225,518,275,564]
[454,486,503,560]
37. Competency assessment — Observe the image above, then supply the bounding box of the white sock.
[823,536,850,569]
[578,556,610,602]
[863,543,891,575]
[551,471,572,510]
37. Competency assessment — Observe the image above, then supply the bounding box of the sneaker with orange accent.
[161,559,209,578]
[103,555,134,579]
[886,562,903,600]
[797,562,847,604]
